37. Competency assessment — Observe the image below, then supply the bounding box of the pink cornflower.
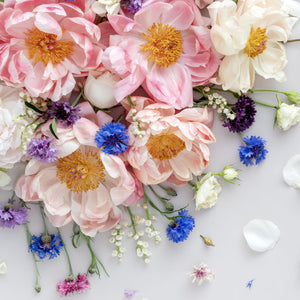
[188,263,214,286]
[57,273,90,296]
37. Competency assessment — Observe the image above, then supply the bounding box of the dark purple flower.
[223,96,256,132]
[121,0,143,14]
[0,200,27,228]
[45,101,81,127]
[57,274,90,296]
[27,137,57,163]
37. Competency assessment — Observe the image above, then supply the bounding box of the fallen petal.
[282,154,300,188]
[243,219,280,252]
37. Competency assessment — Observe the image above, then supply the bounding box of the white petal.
[282,154,300,188]
[243,219,280,252]
[0,171,11,187]
[0,261,7,274]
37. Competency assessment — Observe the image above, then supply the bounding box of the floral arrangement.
[0,0,300,297]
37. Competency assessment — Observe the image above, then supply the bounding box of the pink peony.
[0,0,102,101]
[15,102,137,237]
[101,0,221,109]
[124,96,215,185]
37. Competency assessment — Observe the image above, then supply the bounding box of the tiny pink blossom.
[188,263,214,286]
[57,273,90,296]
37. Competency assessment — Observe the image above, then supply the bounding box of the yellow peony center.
[146,133,185,161]
[56,150,105,193]
[140,22,183,68]
[244,27,268,58]
[24,27,74,66]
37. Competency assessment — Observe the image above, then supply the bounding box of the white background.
[1,12,300,300]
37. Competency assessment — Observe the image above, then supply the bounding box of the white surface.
[1,17,300,300]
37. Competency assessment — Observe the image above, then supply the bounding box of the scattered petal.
[124,289,137,297]
[0,261,7,274]
[282,154,300,188]
[200,235,215,247]
[243,219,280,252]
[246,279,255,289]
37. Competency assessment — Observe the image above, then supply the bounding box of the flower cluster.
[0,0,299,296]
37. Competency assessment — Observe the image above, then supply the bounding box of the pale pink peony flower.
[124,96,215,185]
[0,0,102,101]
[15,102,137,237]
[101,0,221,109]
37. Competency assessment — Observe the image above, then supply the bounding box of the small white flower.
[277,103,300,131]
[188,263,214,285]
[243,219,280,252]
[0,261,7,274]
[194,174,222,210]
[112,250,118,257]
[92,0,121,17]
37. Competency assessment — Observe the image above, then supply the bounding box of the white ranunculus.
[208,0,298,93]
[92,0,120,17]
[84,71,119,109]
[195,174,222,211]
[277,103,300,131]
[0,85,33,169]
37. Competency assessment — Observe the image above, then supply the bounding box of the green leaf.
[49,118,59,140]
[25,101,45,114]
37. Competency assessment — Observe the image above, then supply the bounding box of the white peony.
[208,0,298,93]
[194,174,222,211]
[0,85,34,169]
[276,102,300,131]
[84,71,119,109]
[92,0,120,17]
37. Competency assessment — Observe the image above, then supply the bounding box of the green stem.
[57,227,74,277]
[126,207,137,235]
[249,89,286,94]
[286,39,300,43]
[143,192,157,232]
[71,87,84,108]
[127,95,135,109]
[25,224,40,292]
[9,191,15,203]
[148,185,168,203]
[253,99,278,109]
[39,203,48,235]
[188,181,196,188]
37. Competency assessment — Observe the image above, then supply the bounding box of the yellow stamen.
[140,22,183,68]
[146,133,185,161]
[56,150,105,193]
[24,27,74,66]
[244,27,268,58]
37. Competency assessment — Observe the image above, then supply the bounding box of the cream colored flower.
[92,0,121,17]
[277,103,300,131]
[208,0,298,93]
[194,173,222,211]
[0,261,7,274]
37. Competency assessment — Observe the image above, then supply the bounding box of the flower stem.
[143,192,158,232]
[253,99,278,109]
[71,84,84,108]
[286,39,300,43]
[248,88,287,95]
[126,207,137,235]
[25,223,41,292]
[9,191,15,203]
[39,203,48,235]
[57,227,74,277]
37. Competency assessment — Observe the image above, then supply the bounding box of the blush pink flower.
[102,0,221,109]
[57,273,90,296]
[0,0,102,101]
[15,102,137,237]
[124,96,215,185]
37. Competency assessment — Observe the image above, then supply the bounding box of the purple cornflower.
[239,136,268,166]
[0,200,27,228]
[166,209,195,243]
[121,0,143,14]
[223,96,256,132]
[29,233,63,259]
[45,101,81,127]
[57,274,90,296]
[27,137,58,163]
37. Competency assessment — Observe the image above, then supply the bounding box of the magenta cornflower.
[57,274,90,296]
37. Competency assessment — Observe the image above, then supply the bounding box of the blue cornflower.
[29,233,63,259]
[239,136,268,166]
[166,209,195,243]
[95,122,130,155]
[27,137,58,163]
[46,101,81,127]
